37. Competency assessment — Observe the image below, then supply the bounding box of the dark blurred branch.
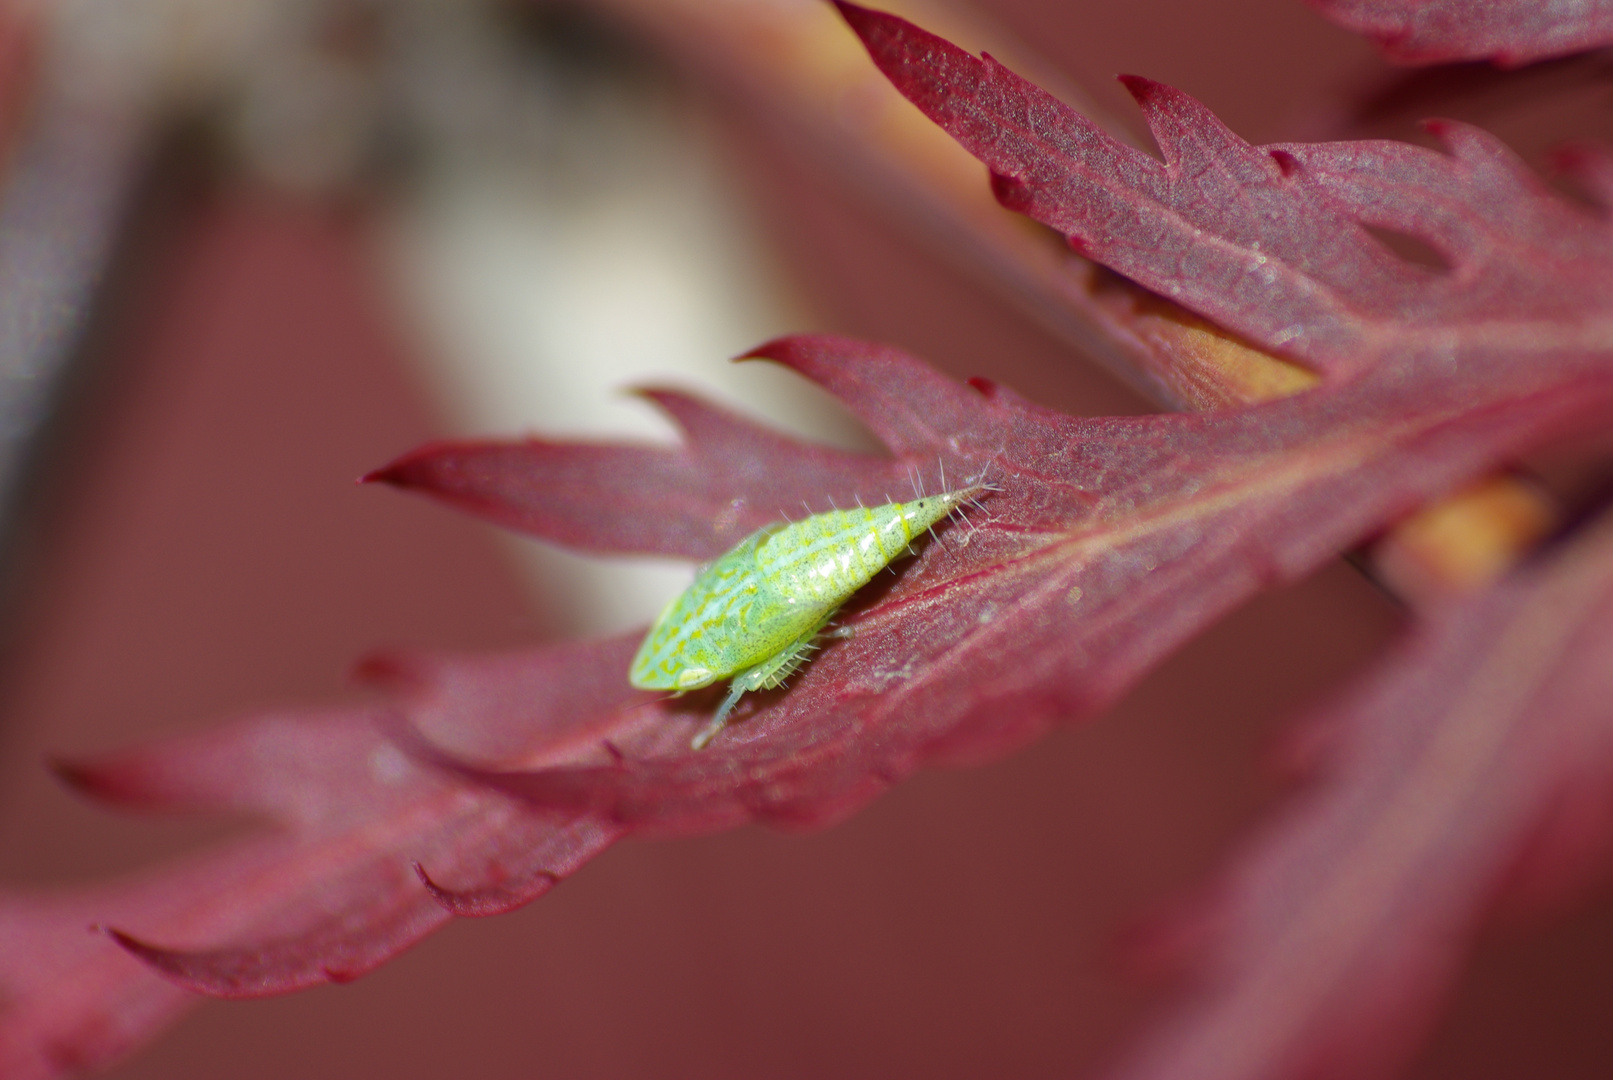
[0,40,154,568]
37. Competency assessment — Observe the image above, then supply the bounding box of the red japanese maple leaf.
[6,4,1613,1078]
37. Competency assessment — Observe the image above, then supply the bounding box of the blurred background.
[0,0,1610,1076]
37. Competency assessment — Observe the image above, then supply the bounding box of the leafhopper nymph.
[631,482,990,749]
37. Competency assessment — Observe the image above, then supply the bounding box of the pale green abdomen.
[756,505,918,606]
[628,529,834,692]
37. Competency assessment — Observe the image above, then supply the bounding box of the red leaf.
[382,333,1613,835]
[1103,511,1613,1080]
[15,302,1606,1070]
[834,3,1613,382]
[0,640,642,1073]
[1312,0,1613,66]
[60,703,617,992]
[364,15,1613,841]
[364,388,904,561]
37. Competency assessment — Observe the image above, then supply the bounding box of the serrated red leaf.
[16,303,1609,1070]
[1103,511,1613,1080]
[364,388,905,561]
[834,3,1613,384]
[1312,0,1613,66]
[0,640,635,1075]
[381,332,1613,836]
[53,701,619,994]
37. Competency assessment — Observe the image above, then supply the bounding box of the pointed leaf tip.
[47,755,95,792]
[1115,73,1158,100]
[833,0,965,86]
[411,860,461,913]
[833,0,903,48]
[361,442,475,490]
[104,928,172,971]
[413,859,563,918]
[358,458,413,488]
[735,333,839,366]
[48,755,152,808]
[350,651,416,691]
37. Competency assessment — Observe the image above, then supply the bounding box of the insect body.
[631,484,987,749]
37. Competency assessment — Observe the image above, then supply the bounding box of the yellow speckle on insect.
[630,482,990,749]
[675,668,712,690]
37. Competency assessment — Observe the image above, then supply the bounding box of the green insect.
[631,481,990,749]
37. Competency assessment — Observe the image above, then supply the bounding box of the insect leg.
[749,616,833,690]
[692,683,749,750]
[689,614,836,750]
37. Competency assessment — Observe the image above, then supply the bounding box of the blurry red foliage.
[1312,0,1613,66]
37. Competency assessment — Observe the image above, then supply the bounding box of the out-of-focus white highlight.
[376,10,867,636]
